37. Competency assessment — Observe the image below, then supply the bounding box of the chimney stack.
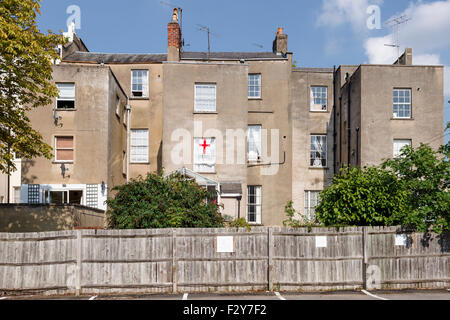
[273,27,287,55]
[395,48,413,65]
[167,8,181,62]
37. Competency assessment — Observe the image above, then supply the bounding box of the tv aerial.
[384,15,411,62]
[252,43,264,50]
[196,24,220,58]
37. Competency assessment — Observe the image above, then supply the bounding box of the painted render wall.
[291,69,334,217]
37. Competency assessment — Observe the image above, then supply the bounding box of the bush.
[315,166,410,227]
[106,173,224,229]
[381,143,449,233]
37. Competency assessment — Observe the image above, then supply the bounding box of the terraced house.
[1,9,444,226]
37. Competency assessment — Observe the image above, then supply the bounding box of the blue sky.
[37,0,450,142]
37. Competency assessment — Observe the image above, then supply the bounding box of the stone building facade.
[2,10,444,226]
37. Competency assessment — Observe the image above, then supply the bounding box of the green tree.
[0,0,64,173]
[381,143,449,233]
[315,166,410,227]
[106,173,224,229]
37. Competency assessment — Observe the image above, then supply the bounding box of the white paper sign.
[395,234,407,246]
[216,236,234,253]
[315,236,327,248]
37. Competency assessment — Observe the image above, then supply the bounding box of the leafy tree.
[381,143,449,233]
[106,173,224,229]
[0,0,64,173]
[315,166,410,227]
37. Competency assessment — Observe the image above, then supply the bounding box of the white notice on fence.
[395,234,407,246]
[216,236,234,253]
[315,236,327,248]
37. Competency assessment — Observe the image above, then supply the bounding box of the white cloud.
[317,0,382,31]
[364,1,450,64]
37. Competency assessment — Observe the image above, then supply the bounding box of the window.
[310,86,327,111]
[194,138,216,173]
[393,89,411,118]
[131,70,149,97]
[304,191,320,221]
[248,125,262,162]
[393,139,411,158]
[247,186,262,224]
[248,74,261,98]
[86,184,98,208]
[55,136,74,162]
[122,108,127,126]
[115,96,120,117]
[56,83,75,109]
[310,135,327,168]
[130,129,149,163]
[194,84,216,112]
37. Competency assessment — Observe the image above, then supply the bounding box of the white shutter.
[393,140,411,158]
[248,125,261,161]
[131,129,149,163]
[57,83,75,99]
[195,84,216,112]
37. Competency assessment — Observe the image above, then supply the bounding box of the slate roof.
[181,51,287,61]
[63,51,287,64]
[63,51,168,64]
[293,67,334,73]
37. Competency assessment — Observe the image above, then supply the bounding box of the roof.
[293,67,334,73]
[181,51,287,61]
[62,51,288,64]
[63,52,167,64]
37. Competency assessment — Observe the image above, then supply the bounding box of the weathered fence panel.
[365,227,449,290]
[272,227,364,292]
[0,226,448,296]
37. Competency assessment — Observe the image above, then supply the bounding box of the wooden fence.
[0,227,448,295]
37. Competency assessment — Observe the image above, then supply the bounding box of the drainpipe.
[347,77,352,166]
[126,98,131,183]
[356,127,360,166]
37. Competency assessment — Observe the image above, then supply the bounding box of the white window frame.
[194,83,216,112]
[248,125,262,162]
[247,186,262,224]
[310,86,328,112]
[393,139,411,158]
[248,74,261,99]
[310,135,327,168]
[304,190,320,221]
[130,129,149,163]
[393,89,411,119]
[56,83,75,109]
[193,137,216,173]
[54,136,74,163]
[131,70,149,98]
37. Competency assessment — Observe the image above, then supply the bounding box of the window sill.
[130,97,149,100]
[54,108,77,112]
[309,167,329,170]
[130,162,150,165]
[193,112,218,115]
[53,161,74,164]
[391,117,414,121]
[248,97,262,100]
[248,223,263,226]
[310,110,329,113]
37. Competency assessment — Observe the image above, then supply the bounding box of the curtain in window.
[131,129,149,163]
[195,84,216,112]
[248,125,261,161]
[311,135,327,167]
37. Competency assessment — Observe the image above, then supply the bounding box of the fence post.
[268,227,273,291]
[75,229,82,296]
[172,229,177,293]
[362,227,368,290]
